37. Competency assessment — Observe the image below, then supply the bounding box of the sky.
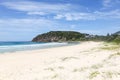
[0,0,120,41]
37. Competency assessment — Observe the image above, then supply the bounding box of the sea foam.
[0,42,68,53]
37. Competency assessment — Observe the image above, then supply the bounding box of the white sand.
[0,41,120,80]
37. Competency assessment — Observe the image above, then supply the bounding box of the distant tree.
[107,33,110,37]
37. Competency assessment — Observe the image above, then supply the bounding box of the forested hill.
[32,31,120,43]
[106,31,120,44]
[113,31,120,35]
[32,31,88,42]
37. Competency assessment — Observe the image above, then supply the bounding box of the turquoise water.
[0,41,69,53]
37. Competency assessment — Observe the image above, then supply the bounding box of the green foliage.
[32,30,120,43]
[113,36,120,44]
[61,56,78,61]
[32,31,88,42]
[105,34,120,44]
[89,71,100,79]
[101,42,119,50]
[100,31,120,44]
[87,35,107,41]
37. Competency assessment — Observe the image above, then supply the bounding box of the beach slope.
[0,41,120,80]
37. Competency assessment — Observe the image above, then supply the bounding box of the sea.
[0,41,77,53]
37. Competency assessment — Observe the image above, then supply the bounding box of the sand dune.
[0,41,120,80]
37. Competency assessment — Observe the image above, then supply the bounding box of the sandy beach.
[0,41,120,80]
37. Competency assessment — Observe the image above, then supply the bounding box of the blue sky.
[0,0,120,41]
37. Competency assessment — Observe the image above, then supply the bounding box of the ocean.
[0,41,74,53]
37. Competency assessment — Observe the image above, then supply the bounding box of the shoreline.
[0,42,78,54]
[0,41,120,80]
[0,41,97,55]
[0,41,83,56]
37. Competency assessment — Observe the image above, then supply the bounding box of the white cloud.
[103,0,111,7]
[27,12,47,15]
[54,14,64,19]
[0,18,61,41]
[102,0,120,9]
[0,18,59,32]
[1,1,72,15]
[54,13,95,21]
[1,1,120,21]
[54,9,120,21]
[94,9,120,18]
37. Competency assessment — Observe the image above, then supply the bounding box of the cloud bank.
[1,1,120,21]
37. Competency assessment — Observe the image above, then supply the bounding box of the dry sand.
[0,41,120,80]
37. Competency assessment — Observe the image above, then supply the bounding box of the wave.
[0,42,68,53]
